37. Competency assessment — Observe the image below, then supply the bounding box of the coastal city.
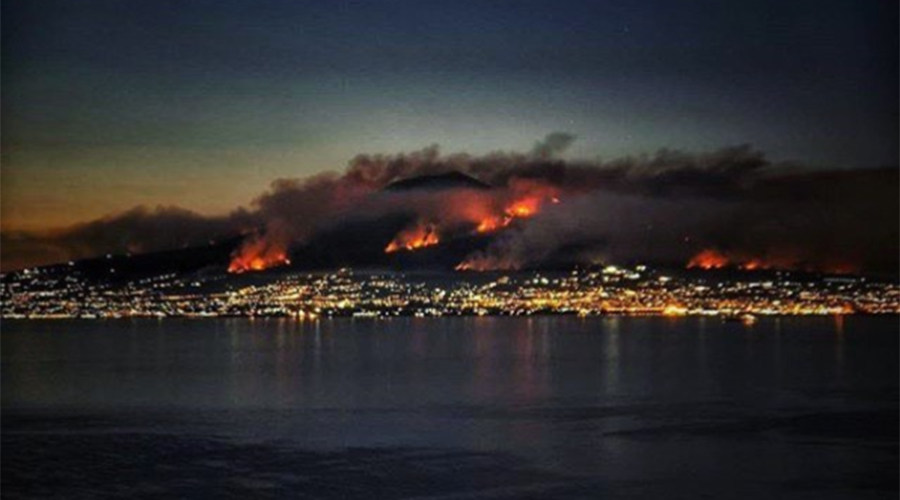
[2,264,898,319]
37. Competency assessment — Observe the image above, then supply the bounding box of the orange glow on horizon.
[740,259,765,271]
[686,248,858,274]
[687,249,729,270]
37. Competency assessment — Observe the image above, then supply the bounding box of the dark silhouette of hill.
[58,237,243,283]
[384,171,491,192]
[13,173,493,279]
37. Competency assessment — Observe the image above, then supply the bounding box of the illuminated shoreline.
[4,266,897,320]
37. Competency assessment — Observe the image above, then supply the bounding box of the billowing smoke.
[1,206,257,271]
[2,134,897,275]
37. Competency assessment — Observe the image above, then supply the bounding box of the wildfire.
[740,259,765,271]
[385,180,561,260]
[687,248,782,272]
[476,217,504,233]
[687,249,729,270]
[474,193,560,235]
[385,222,440,253]
[228,236,291,274]
[505,197,540,218]
[686,248,855,274]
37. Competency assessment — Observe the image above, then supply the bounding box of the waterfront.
[2,317,898,498]
[4,267,898,319]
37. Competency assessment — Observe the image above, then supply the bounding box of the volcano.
[32,171,552,279]
[384,171,491,192]
[283,171,497,271]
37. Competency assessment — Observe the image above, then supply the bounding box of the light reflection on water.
[1,316,895,411]
[2,316,897,498]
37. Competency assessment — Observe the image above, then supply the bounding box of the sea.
[2,316,897,499]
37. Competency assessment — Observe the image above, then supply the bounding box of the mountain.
[384,171,491,192]
[277,171,494,271]
[5,236,244,284]
[2,173,494,280]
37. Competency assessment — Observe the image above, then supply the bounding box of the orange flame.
[505,197,540,218]
[385,222,440,253]
[458,186,561,271]
[474,191,559,235]
[475,216,506,233]
[228,236,291,273]
[687,249,729,270]
[384,180,561,259]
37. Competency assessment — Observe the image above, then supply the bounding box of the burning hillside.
[228,234,291,274]
[686,248,859,275]
[384,222,440,253]
[8,135,897,277]
[474,188,560,235]
[381,180,561,257]
[687,249,730,270]
[224,169,565,272]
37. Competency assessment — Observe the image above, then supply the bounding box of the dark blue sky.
[2,0,897,229]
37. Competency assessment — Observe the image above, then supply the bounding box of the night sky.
[2,0,897,241]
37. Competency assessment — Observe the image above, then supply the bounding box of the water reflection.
[833,314,845,384]
[470,317,496,402]
[1,316,896,414]
[602,317,621,396]
[3,317,896,499]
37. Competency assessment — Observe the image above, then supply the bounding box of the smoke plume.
[2,134,897,275]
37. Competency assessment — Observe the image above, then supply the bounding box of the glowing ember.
[228,236,291,274]
[687,249,729,270]
[385,222,440,253]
